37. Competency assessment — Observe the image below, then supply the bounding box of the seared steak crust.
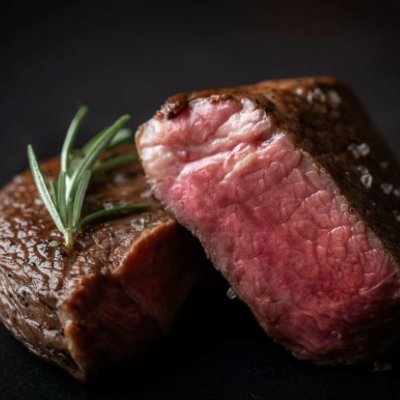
[0,146,204,380]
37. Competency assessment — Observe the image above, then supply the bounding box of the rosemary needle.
[27,106,149,250]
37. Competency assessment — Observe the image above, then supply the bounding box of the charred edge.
[156,93,188,120]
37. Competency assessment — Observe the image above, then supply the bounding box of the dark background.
[1,1,400,399]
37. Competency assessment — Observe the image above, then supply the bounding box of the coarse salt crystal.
[357,143,370,157]
[380,182,393,195]
[306,88,326,104]
[348,143,370,158]
[295,87,304,95]
[327,89,341,107]
[393,188,400,198]
[360,174,373,189]
[314,88,326,102]
[357,165,370,174]
[140,189,153,199]
[348,143,360,158]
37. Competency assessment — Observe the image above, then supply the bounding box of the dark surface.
[1,1,400,399]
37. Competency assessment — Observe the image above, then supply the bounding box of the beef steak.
[136,77,400,364]
[0,146,204,380]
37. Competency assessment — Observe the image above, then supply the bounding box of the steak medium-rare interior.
[0,145,205,380]
[136,77,400,364]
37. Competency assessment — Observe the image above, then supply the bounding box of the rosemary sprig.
[27,106,149,250]
[93,152,138,174]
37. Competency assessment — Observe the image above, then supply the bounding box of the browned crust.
[157,77,340,119]
[60,219,203,380]
[152,76,400,265]
[60,274,161,381]
[0,146,204,380]
[113,220,204,332]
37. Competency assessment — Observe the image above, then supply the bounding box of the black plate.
[2,1,400,399]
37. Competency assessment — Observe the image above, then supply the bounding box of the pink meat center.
[139,98,400,359]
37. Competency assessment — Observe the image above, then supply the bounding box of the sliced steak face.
[136,77,400,364]
[0,146,205,380]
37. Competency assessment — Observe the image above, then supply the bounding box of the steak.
[136,77,400,364]
[0,146,204,380]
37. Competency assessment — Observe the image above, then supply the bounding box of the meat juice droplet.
[393,210,400,222]
[226,287,237,300]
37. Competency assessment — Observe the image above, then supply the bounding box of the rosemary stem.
[64,229,74,251]
[28,106,145,250]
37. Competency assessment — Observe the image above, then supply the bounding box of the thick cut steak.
[137,77,400,364]
[0,146,204,380]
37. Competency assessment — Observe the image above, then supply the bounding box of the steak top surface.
[0,145,204,380]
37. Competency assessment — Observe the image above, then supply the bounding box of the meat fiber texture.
[136,77,400,364]
[0,146,204,380]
